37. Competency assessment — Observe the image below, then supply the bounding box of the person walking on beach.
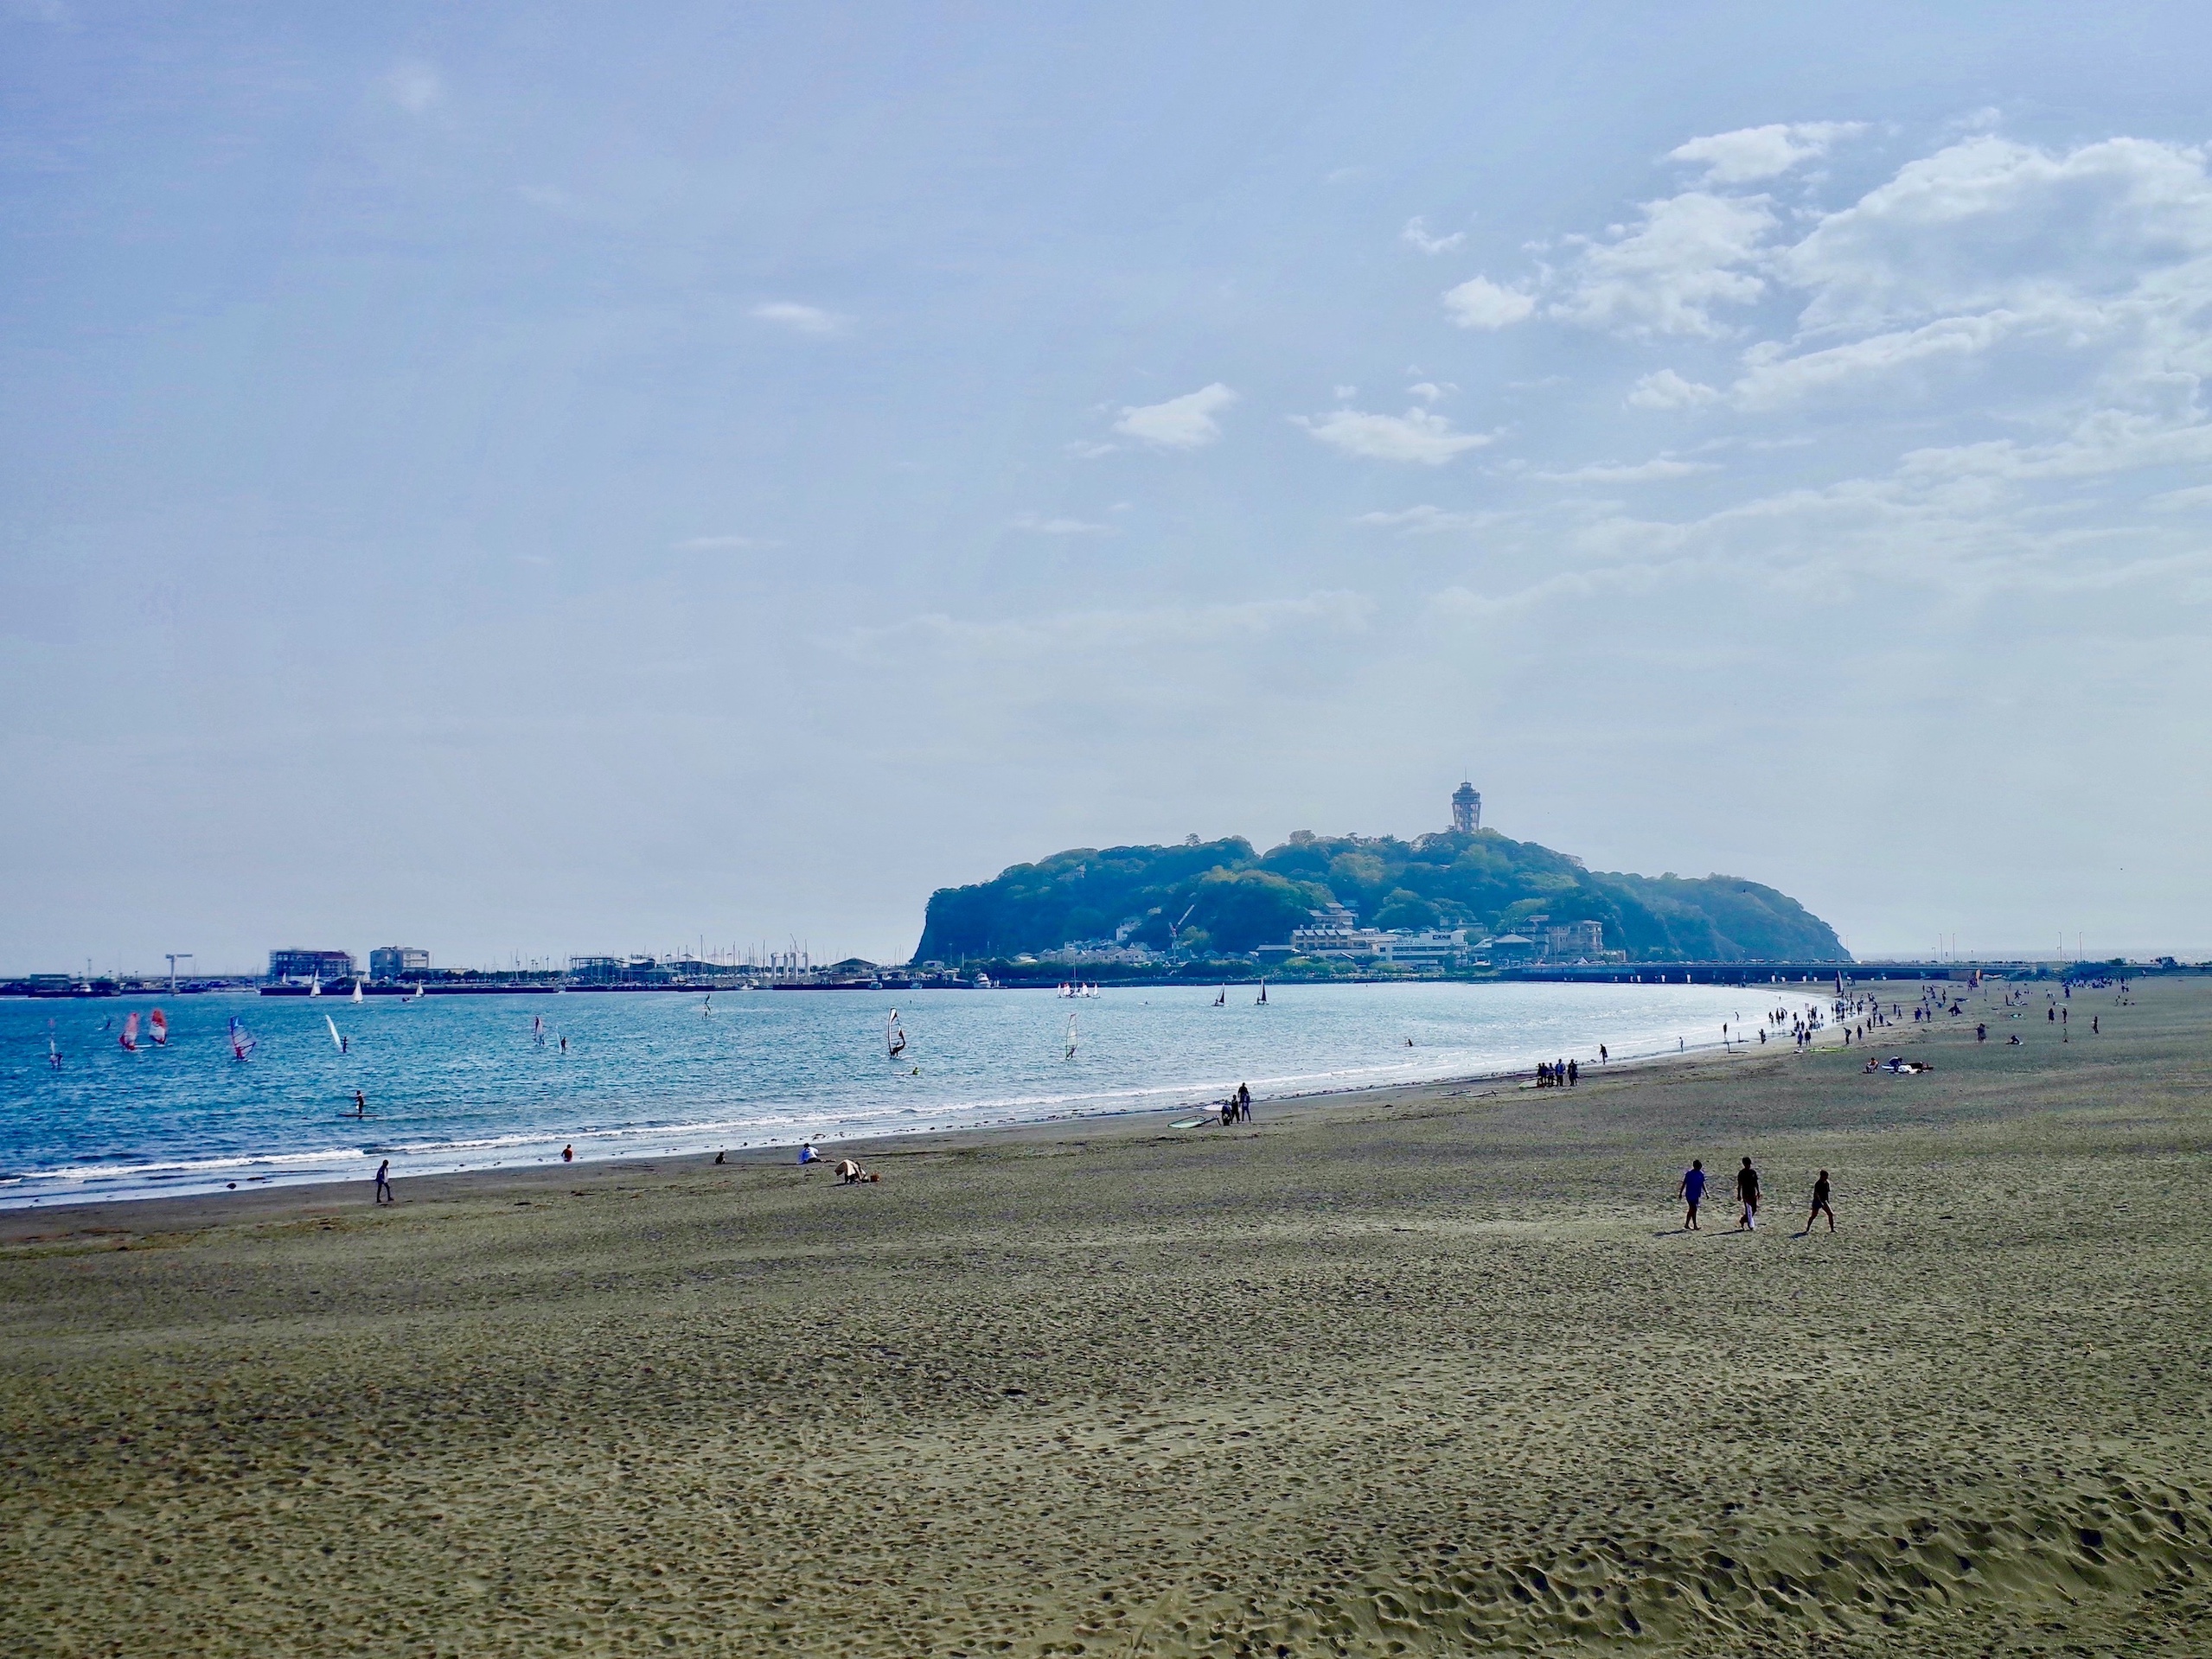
[1803,1170,1835,1234]
[1734,1157,1761,1231]
[373,1158,393,1205]
[1678,1158,1707,1230]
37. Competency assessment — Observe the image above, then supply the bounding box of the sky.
[4,1,2211,973]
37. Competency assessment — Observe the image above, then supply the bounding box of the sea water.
[0,979,1828,1207]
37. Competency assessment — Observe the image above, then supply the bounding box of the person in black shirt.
[1734,1157,1761,1231]
[1805,1169,1834,1234]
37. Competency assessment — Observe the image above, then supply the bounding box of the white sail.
[325,1014,343,1051]
[887,1009,907,1057]
[352,979,363,1003]
[1064,1011,1078,1060]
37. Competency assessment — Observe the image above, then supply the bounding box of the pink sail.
[149,1008,168,1046]
[119,1012,139,1052]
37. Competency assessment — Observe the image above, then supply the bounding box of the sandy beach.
[4,974,2209,1656]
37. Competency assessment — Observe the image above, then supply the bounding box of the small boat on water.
[1256,980,1268,1005]
[1214,986,1225,1006]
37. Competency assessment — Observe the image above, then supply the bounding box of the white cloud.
[1407,381,1454,404]
[1402,215,1467,255]
[845,591,1373,662]
[1353,505,1497,534]
[751,302,846,336]
[1442,276,1536,329]
[1779,135,2212,335]
[1010,513,1114,536]
[672,534,775,551]
[1293,405,1493,465]
[1628,369,1722,409]
[1332,384,1358,400]
[1533,456,1718,483]
[1550,192,1774,337]
[1112,383,1237,450]
[384,62,442,113]
[1064,440,1119,460]
[1667,122,1865,184]
[2148,482,2212,513]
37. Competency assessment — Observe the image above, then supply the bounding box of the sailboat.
[1214,986,1225,1006]
[1064,1011,1079,1060]
[308,975,321,998]
[325,1013,344,1052]
[149,1007,169,1047]
[1256,980,1268,1005]
[410,982,425,1002]
[228,1015,257,1060]
[886,1009,908,1058]
[119,1011,140,1052]
[352,979,363,1004]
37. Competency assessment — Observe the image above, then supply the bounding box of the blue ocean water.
[0,980,1821,1208]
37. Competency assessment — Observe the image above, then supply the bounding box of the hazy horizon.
[6,3,2211,973]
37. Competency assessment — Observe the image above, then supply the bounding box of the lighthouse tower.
[1450,781,1481,835]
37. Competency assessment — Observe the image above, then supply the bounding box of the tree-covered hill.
[911,830,1848,964]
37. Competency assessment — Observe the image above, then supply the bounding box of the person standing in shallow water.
[1734,1157,1761,1231]
[1678,1158,1706,1230]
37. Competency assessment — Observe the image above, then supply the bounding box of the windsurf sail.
[325,1013,343,1051]
[887,1009,907,1057]
[149,1007,169,1046]
[228,1016,256,1060]
[1064,1011,1078,1060]
[119,1011,139,1052]
[533,1014,545,1045]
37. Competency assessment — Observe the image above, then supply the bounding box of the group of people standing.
[1535,1057,1579,1088]
[1678,1157,1833,1235]
[1218,1082,1253,1124]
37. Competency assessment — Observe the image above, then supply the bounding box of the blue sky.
[5,2,2211,971]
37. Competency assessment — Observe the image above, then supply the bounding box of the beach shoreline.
[0,979,1847,1219]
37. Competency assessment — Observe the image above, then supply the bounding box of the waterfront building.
[1451,781,1482,835]
[368,946,431,983]
[268,948,356,985]
[1487,933,1538,963]
[1544,921,1605,960]
[1374,928,1470,969]
[1290,903,1391,959]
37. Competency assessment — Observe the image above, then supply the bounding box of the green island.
[913,828,1846,973]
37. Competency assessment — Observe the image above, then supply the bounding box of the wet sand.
[4,974,2209,1656]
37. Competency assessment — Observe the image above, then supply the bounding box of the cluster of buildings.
[1281,904,1613,970]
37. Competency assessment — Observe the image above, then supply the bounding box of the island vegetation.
[913,829,1847,967]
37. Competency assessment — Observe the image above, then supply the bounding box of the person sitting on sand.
[562,1144,573,1163]
[1734,1158,1761,1231]
[1805,1170,1835,1234]
[1678,1159,1706,1230]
